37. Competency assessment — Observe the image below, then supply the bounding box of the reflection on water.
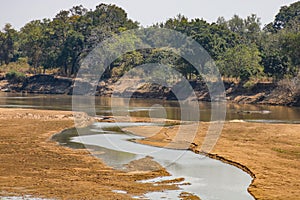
[0,93,73,111]
[2,93,297,199]
[54,122,254,200]
[53,125,146,168]
[0,93,300,123]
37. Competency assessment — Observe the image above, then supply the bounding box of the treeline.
[0,4,138,76]
[0,2,299,83]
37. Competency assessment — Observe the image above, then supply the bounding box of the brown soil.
[1,75,299,106]
[0,109,178,200]
[125,121,300,200]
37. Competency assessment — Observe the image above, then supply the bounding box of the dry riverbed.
[0,108,185,200]
[1,108,299,200]
[125,120,300,200]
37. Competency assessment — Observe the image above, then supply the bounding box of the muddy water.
[1,93,300,123]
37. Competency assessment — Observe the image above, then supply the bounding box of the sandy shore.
[125,121,300,200]
[0,109,192,200]
[1,108,299,200]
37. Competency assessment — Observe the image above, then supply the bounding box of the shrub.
[243,80,256,90]
[0,59,31,74]
[5,70,26,83]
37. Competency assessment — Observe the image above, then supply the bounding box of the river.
[1,93,300,123]
[1,93,300,200]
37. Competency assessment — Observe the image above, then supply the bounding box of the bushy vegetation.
[0,57,31,74]
[5,70,26,83]
[0,2,299,83]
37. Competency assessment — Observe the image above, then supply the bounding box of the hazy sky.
[0,0,298,30]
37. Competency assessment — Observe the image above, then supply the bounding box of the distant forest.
[0,2,299,84]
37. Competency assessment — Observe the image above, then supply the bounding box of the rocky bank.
[0,74,299,106]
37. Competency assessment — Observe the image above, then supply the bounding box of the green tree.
[244,14,261,43]
[261,53,288,80]
[226,14,261,44]
[280,32,300,75]
[19,20,45,73]
[0,24,17,65]
[262,2,300,78]
[111,51,144,77]
[56,30,84,76]
[0,31,5,65]
[161,15,239,59]
[217,44,263,81]
[272,1,300,31]
[260,32,288,80]
[228,15,245,35]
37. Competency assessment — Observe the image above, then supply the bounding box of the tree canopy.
[0,3,299,82]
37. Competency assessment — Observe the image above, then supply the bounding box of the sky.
[0,0,298,30]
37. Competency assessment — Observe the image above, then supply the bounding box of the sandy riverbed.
[1,108,299,200]
[125,120,300,200]
[0,109,196,200]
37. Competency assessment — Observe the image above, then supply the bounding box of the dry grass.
[0,62,30,74]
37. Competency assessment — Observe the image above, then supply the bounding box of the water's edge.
[193,150,257,200]
[52,123,257,200]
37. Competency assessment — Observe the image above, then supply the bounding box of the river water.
[1,93,300,199]
[1,93,300,123]
[60,123,254,200]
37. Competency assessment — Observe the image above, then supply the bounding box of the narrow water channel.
[55,122,254,200]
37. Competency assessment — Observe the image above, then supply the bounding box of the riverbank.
[0,108,185,199]
[1,108,299,200]
[1,74,299,106]
[125,121,300,200]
